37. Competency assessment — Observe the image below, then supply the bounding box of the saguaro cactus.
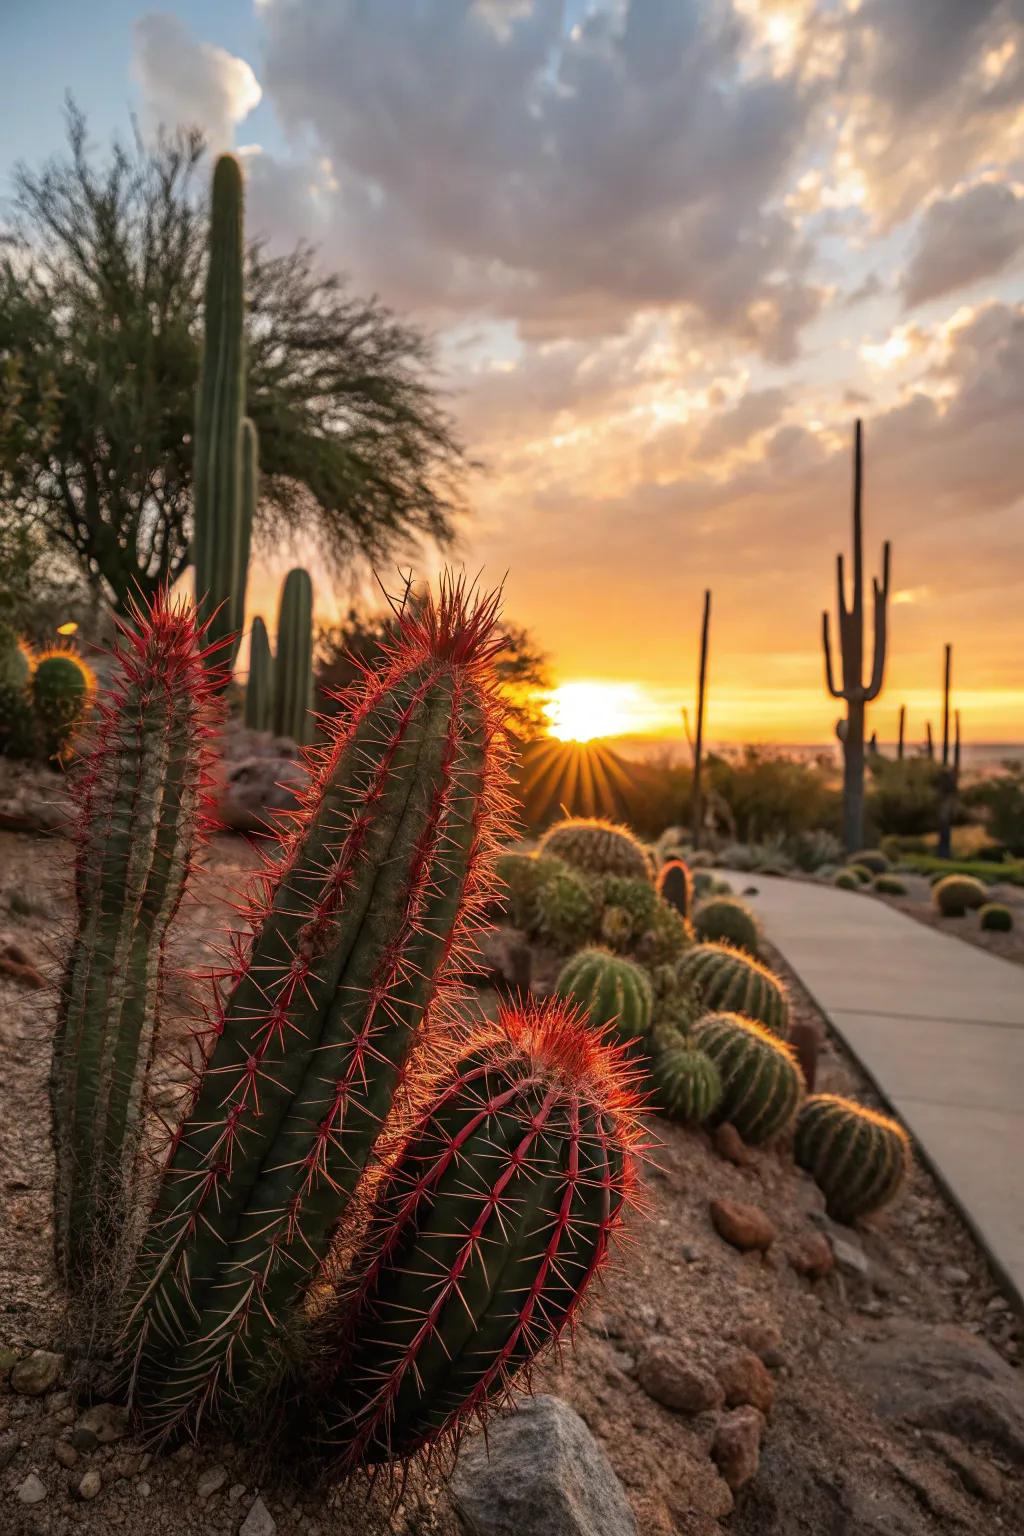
[244,615,274,731]
[272,566,314,743]
[125,580,513,1432]
[193,155,250,678]
[936,643,961,860]
[691,589,711,849]
[822,420,891,853]
[50,594,220,1296]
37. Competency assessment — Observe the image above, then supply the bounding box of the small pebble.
[17,1472,47,1505]
[78,1468,102,1501]
[54,1441,78,1468]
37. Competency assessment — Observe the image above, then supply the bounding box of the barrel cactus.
[873,874,907,896]
[696,1011,804,1144]
[680,942,789,1038]
[555,948,653,1050]
[657,858,692,919]
[693,897,760,955]
[595,874,689,965]
[303,997,643,1474]
[847,863,873,885]
[649,1030,722,1125]
[272,567,314,744]
[539,816,651,882]
[794,1094,910,1222]
[244,615,274,732]
[980,902,1013,932]
[31,649,94,762]
[849,849,889,875]
[834,869,859,890]
[533,860,600,950]
[933,874,987,917]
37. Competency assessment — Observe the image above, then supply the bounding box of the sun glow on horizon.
[544,681,649,743]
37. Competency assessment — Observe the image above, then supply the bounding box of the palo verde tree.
[0,104,466,612]
[822,420,891,853]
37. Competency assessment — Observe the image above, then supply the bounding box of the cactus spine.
[244,615,274,732]
[193,154,251,678]
[794,1095,909,1222]
[124,581,512,1432]
[693,897,760,955]
[650,1032,721,1125]
[305,999,642,1473]
[680,942,789,1037]
[657,858,692,920]
[539,817,651,882]
[822,420,891,853]
[555,948,653,1049]
[50,594,220,1295]
[696,1011,804,1144]
[272,566,314,744]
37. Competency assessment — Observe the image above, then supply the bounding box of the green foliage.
[656,858,692,920]
[693,897,760,955]
[696,1011,805,1145]
[979,902,1014,931]
[866,758,942,837]
[555,948,654,1050]
[649,1031,722,1125]
[964,760,1024,855]
[873,874,907,895]
[533,861,600,951]
[680,942,789,1037]
[31,650,92,761]
[850,849,889,875]
[244,615,274,732]
[905,854,1024,886]
[933,874,987,917]
[706,746,841,841]
[272,568,314,745]
[539,816,652,882]
[833,870,859,890]
[794,1095,909,1222]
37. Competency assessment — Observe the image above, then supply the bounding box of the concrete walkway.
[721,872,1024,1305]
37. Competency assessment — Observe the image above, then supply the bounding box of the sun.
[544,682,640,744]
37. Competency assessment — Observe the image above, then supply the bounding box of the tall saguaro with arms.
[822,421,891,853]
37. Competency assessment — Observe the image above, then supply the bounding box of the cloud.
[902,179,1024,307]
[133,13,262,151]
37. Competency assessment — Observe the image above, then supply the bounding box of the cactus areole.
[125,580,514,1432]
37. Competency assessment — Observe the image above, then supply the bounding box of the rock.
[637,1344,724,1414]
[450,1394,637,1536]
[736,1442,935,1535]
[709,1197,776,1252]
[70,1425,99,1452]
[216,756,308,833]
[850,1318,1024,1465]
[476,927,532,994]
[717,1349,775,1414]
[17,1473,47,1504]
[240,1494,277,1536]
[810,1215,870,1275]
[0,946,47,988]
[10,1348,62,1396]
[0,1346,19,1386]
[54,1441,78,1468]
[681,1243,701,1263]
[229,1483,247,1504]
[788,1018,819,1093]
[736,1321,787,1370]
[712,1123,756,1167]
[711,1406,764,1490]
[787,1231,835,1280]
[75,1402,129,1445]
[942,1265,970,1287]
[198,1463,229,1499]
[77,1469,102,1501]
[924,1431,1003,1503]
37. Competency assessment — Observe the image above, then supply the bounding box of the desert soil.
[1,824,1023,1536]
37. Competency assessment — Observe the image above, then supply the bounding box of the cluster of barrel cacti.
[50,581,644,1475]
[0,626,94,764]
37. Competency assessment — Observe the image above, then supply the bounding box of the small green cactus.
[649,1030,722,1125]
[933,874,987,917]
[696,1011,804,1144]
[847,863,874,885]
[595,874,689,966]
[555,947,654,1050]
[693,869,714,898]
[31,649,94,761]
[833,869,859,890]
[273,567,314,744]
[873,873,907,896]
[680,942,789,1037]
[539,816,651,882]
[244,615,274,732]
[657,858,692,919]
[979,902,1013,932]
[794,1094,910,1222]
[850,849,889,875]
[693,897,760,955]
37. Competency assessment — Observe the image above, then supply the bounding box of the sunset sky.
[2,1,1023,746]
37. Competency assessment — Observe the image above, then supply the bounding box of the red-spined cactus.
[304,997,644,1476]
[124,579,515,1432]
[51,592,222,1299]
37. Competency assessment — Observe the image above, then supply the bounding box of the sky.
[1,0,1023,747]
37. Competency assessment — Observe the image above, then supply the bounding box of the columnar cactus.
[693,897,760,955]
[539,816,651,882]
[193,155,251,677]
[244,615,274,732]
[50,594,221,1296]
[933,874,987,917]
[794,1095,910,1222]
[272,566,314,744]
[679,942,790,1038]
[555,948,653,1049]
[649,1031,721,1125]
[657,858,692,920]
[304,998,643,1474]
[696,1011,804,1144]
[124,581,513,1432]
[31,649,95,762]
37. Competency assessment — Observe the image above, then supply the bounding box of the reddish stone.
[712,1122,756,1167]
[712,1406,765,1490]
[788,1231,835,1280]
[716,1348,775,1414]
[710,1197,777,1253]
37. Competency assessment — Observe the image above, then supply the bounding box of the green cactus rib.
[244,616,274,732]
[539,817,651,882]
[193,154,248,674]
[50,596,220,1293]
[555,948,653,1049]
[273,567,314,744]
[696,1011,804,1145]
[794,1094,910,1222]
[656,859,692,919]
[307,1001,640,1472]
[650,1031,721,1125]
[680,942,790,1037]
[125,590,511,1431]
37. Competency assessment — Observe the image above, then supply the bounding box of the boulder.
[637,1344,724,1414]
[10,1348,62,1396]
[716,1349,775,1414]
[216,755,309,833]
[450,1394,637,1536]
[711,1406,764,1491]
[709,1198,776,1253]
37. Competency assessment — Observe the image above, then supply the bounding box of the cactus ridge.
[554,947,654,1050]
[696,1011,804,1145]
[656,858,692,920]
[794,1094,910,1222]
[123,580,514,1432]
[51,592,223,1293]
[680,942,789,1037]
[539,817,651,883]
[306,998,645,1475]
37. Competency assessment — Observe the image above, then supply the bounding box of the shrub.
[873,874,907,896]
[693,897,760,954]
[847,863,873,885]
[979,903,1014,932]
[933,874,987,917]
[785,828,843,872]
[794,1095,910,1222]
[867,758,942,837]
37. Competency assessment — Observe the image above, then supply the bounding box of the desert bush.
[866,758,942,837]
[849,849,889,875]
[834,870,860,890]
[847,864,874,885]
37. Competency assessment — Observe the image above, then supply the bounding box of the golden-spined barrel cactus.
[794,1094,910,1222]
[539,816,651,882]
[696,1011,804,1145]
